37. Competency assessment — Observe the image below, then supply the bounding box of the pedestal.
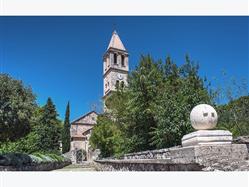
[182,130,232,147]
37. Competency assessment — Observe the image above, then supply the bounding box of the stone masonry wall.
[94,144,249,171]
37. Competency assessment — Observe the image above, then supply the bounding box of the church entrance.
[75,149,87,163]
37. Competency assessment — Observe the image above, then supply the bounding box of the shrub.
[0,153,32,167]
[0,131,39,154]
[0,152,69,167]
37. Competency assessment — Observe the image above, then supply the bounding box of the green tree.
[211,72,249,137]
[40,97,58,125]
[62,102,71,153]
[217,96,249,137]
[35,97,62,152]
[0,74,36,142]
[151,55,211,148]
[122,55,165,152]
[91,55,212,157]
[89,115,123,158]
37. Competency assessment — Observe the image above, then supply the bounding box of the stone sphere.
[190,104,218,130]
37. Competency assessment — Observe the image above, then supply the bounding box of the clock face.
[117,74,123,80]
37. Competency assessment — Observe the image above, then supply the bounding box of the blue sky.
[0,16,248,121]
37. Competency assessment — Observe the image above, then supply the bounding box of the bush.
[31,152,68,163]
[0,152,69,167]
[0,131,39,154]
[0,153,32,167]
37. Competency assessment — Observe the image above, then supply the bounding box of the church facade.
[70,30,129,160]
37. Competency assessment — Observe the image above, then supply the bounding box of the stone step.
[53,164,96,171]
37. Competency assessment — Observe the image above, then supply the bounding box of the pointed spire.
[107,30,126,51]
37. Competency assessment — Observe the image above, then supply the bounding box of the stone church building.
[70,30,129,161]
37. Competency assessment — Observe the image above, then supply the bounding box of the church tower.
[103,30,129,100]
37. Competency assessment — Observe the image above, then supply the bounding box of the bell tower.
[103,30,129,100]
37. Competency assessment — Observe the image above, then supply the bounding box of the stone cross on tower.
[103,30,129,101]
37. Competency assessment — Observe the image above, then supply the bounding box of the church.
[70,30,129,160]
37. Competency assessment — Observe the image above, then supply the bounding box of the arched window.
[115,80,119,89]
[107,57,110,67]
[121,55,125,66]
[114,53,117,65]
[121,81,124,89]
[105,61,107,70]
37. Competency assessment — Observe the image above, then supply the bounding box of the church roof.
[107,30,126,51]
[71,111,98,125]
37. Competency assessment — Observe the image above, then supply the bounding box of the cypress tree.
[62,102,71,153]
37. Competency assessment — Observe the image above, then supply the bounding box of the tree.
[40,97,58,125]
[210,72,249,137]
[62,102,71,153]
[90,55,212,157]
[122,55,165,152]
[0,74,36,142]
[89,115,123,158]
[217,96,249,137]
[151,55,211,148]
[35,97,62,152]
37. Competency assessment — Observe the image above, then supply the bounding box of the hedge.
[0,152,70,167]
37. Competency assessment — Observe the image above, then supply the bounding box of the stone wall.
[94,159,203,171]
[94,144,249,171]
[233,136,249,150]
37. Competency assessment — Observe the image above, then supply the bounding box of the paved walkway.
[53,162,96,171]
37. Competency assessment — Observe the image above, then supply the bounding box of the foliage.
[0,74,36,142]
[217,96,249,137]
[62,102,71,153]
[89,115,123,158]
[91,55,211,156]
[0,152,69,167]
[0,131,39,154]
[0,153,32,167]
[0,74,64,156]
[122,55,164,152]
[151,55,211,148]
[34,98,62,152]
[0,102,62,154]
[30,152,68,163]
[211,72,249,137]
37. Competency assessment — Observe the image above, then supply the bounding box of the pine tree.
[62,102,71,153]
[36,97,61,152]
[41,97,58,125]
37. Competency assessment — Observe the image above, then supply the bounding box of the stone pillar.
[182,104,233,147]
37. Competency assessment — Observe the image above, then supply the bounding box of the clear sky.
[0,16,248,121]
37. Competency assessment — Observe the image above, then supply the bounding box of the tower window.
[121,55,125,67]
[114,54,117,65]
[121,81,124,88]
[105,61,107,70]
[115,80,119,89]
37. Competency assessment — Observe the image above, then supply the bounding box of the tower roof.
[107,30,126,51]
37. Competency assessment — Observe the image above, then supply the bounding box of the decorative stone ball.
[190,104,218,130]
